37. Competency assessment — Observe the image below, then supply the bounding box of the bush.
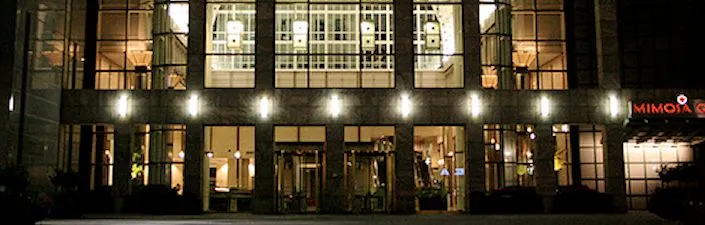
[486,186,543,214]
[82,186,115,214]
[123,185,201,214]
[417,187,447,210]
[553,185,613,214]
[0,167,51,224]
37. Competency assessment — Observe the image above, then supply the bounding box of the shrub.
[553,185,613,214]
[486,186,543,214]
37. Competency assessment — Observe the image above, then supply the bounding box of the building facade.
[2,0,704,214]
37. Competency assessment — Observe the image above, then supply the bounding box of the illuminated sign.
[630,95,705,118]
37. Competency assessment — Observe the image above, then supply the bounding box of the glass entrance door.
[274,143,323,213]
[344,137,395,213]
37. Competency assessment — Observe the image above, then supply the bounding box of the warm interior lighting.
[400,94,412,118]
[188,94,199,117]
[609,94,620,117]
[116,94,128,118]
[178,151,185,159]
[539,96,551,118]
[530,133,536,140]
[470,93,481,117]
[259,96,271,118]
[207,152,214,158]
[168,3,189,32]
[479,2,497,28]
[561,124,569,132]
[437,159,445,166]
[329,95,342,118]
[248,163,255,177]
[234,150,241,159]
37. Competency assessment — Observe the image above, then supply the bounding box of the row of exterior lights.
[114,93,623,119]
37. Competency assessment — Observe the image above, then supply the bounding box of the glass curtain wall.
[205,0,256,88]
[146,125,186,192]
[578,125,604,192]
[274,0,394,88]
[204,126,256,212]
[484,124,572,191]
[58,125,116,189]
[96,0,153,90]
[413,126,465,211]
[153,0,189,89]
[479,0,511,89]
[413,1,463,88]
[511,0,566,90]
[623,141,694,210]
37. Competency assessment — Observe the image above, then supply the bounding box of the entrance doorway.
[414,126,465,212]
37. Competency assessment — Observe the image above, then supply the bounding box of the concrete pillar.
[0,0,19,166]
[394,0,413,90]
[603,124,627,213]
[253,123,275,214]
[255,0,274,90]
[594,0,621,89]
[465,123,485,212]
[183,123,205,212]
[187,0,205,89]
[463,0,481,89]
[393,123,415,214]
[323,123,345,213]
[535,124,557,213]
[78,125,94,193]
[113,123,132,212]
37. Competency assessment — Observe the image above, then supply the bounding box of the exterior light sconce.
[538,96,551,118]
[292,21,308,50]
[608,94,620,117]
[469,93,481,117]
[400,94,412,118]
[226,20,244,50]
[360,20,376,51]
[116,94,129,118]
[328,95,342,118]
[8,95,14,112]
[259,96,271,119]
[188,94,199,117]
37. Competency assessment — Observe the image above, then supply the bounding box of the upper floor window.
[206,0,256,88]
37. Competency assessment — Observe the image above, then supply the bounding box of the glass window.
[274,1,394,88]
[413,4,463,88]
[206,1,256,88]
[511,0,567,90]
[480,0,511,89]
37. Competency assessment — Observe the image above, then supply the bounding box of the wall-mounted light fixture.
[259,96,271,119]
[188,94,199,117]
[539,96,551,118]
[400,94,412,118]
[328,95,342,118]
[470,93,481,117]
[116,94,129,118]
[608,94,620,117]
[8,95,13,112]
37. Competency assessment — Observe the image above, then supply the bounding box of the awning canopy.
[626,118,705,144]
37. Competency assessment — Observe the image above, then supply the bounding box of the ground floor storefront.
[55,122,703,214]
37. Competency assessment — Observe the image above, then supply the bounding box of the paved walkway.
[39,212,674,225]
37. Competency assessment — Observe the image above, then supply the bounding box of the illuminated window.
[413,3,463,88]
[274,1,395,88]
[206,0,256,88]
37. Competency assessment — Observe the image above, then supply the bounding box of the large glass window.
[274,0,394,88]
[414,126,465,211]
[623,142,694,210]
[145,125,186,193]
[484,124,572,191]
[95,0,154,90]
[153,0,189,89]
[511,0,566,90]
[479,0,511,89]
[344,126,395,213]
[413,3,463,88]
[578,125,604,192]
[206,0,256,88]
[204,126,256,212]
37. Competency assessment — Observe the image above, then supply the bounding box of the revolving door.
[274,143,324,213]
[344,137,395,213]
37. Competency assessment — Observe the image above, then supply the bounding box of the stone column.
[0,0,19,166]
[184,123,205,212]
[394,123,415,214]
[394,0,413,90]
[113,122,132,212]
[253,122,275,214]
[187,0,205,89]
[603,124,627,213]
[534,124,557,213]
[463,0,481,89]
[465,123,485,212]
[323,123,345,213]
[594,0,621,90]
